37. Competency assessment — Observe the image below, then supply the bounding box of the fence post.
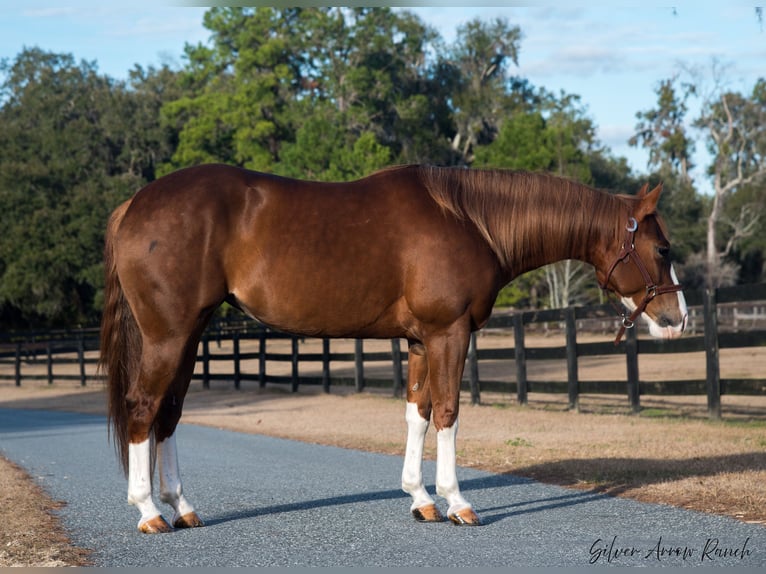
[202,337,210,390]
[233,332,241,390]
[47,341,53,386]
[291,336,300,392]
[704,288,721,419]
[625,326,640,413]
[355,339,364,392]
[391,338,403,397]
[14,342,21,387]
[78,335,86,387]
[322,338,331,393]
[258,330,266,388]
[513,313,528,405]
[467,332,480,405]
[565,307,579,411]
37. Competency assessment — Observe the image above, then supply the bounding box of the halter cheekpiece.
[600,217,683,344]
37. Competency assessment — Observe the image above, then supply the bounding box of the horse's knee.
[432,405,459,431]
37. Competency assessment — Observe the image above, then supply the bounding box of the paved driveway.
[0,408,763,567]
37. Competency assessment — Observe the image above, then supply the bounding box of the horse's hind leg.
[401,343,443,522]
[155,338,205,529]
[157,434,203,529]
[125,341,179,533]
[126,335,200,533]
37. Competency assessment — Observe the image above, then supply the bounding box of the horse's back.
[112,164,499,339]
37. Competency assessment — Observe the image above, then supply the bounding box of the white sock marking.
[401,403,435,510]
[435,421,471,516]
[128,439,163,527]
[158,432,196,523]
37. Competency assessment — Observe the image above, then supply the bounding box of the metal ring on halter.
[626,217,638,232]
[622,316,634,329]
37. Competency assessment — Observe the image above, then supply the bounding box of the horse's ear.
[635,182,663,221]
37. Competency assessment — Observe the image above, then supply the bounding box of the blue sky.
[1,2,764,194]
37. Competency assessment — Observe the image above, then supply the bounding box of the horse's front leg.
[427,325,481,526]
[401,343,443,522]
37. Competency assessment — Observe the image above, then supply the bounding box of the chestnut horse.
[100,164,687,533]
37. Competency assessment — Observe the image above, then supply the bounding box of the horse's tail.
[99,198,139,476]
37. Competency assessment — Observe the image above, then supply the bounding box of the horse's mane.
[417,166,632,273]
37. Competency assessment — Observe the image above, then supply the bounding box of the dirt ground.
[1,333,765,566]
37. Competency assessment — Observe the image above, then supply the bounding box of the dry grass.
[0,333,764,565]
[0,455,91,567]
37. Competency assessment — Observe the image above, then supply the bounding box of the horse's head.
[598,182,688,342]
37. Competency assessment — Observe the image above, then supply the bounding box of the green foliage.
[473,90,596,183]
[1,9,762,328]
[277,113,390,181]
[440,17,522,163]
[0,49,178,327]
[630,76,696,179]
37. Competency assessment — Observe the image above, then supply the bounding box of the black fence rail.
[0,328,100,386]
[2,284,765,418]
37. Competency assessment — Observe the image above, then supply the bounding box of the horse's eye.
[657,245,670,260]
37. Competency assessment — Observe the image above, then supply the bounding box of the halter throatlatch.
[599,217,684,345]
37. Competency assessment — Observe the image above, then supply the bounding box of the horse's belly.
[229,258,406,338]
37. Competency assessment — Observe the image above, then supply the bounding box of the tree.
[295,7,448,167]
[160,7,310,173]
[277,111,390,181]
[0,50,122,324]
[122,64,187,181]
[630,77,705,263]
[440,17,522,164]
[695,74,766,288]
[0,49,179,327]
[162,7,445,177]
[630,76,696,183]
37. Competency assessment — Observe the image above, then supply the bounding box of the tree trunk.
[706,186,722,290]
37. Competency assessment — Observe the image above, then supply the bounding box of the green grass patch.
[505,437,533,448]
[639,408,677,418]
[718,418,766,429]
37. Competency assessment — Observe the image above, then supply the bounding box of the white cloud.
[598,124,636,149]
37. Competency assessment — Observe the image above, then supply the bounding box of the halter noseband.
[599,217,684,345]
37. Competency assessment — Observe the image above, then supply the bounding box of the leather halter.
[599,217,684,345]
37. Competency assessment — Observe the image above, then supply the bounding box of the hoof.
[412,504,444,523]
[448,507,481,526]
[174,511,205,529]
[138,515,173,534]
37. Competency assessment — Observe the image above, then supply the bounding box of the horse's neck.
[508,187,617,278]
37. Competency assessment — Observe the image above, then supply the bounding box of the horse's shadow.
[202,473,606,528]
[201,450,766,529]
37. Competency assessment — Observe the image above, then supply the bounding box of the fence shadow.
[510,451,766,498]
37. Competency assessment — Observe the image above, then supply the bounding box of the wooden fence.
[2,284,765,418]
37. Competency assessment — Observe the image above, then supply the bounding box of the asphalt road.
[1,407,764,567]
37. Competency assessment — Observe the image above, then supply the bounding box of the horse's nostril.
[658,315,673,328]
